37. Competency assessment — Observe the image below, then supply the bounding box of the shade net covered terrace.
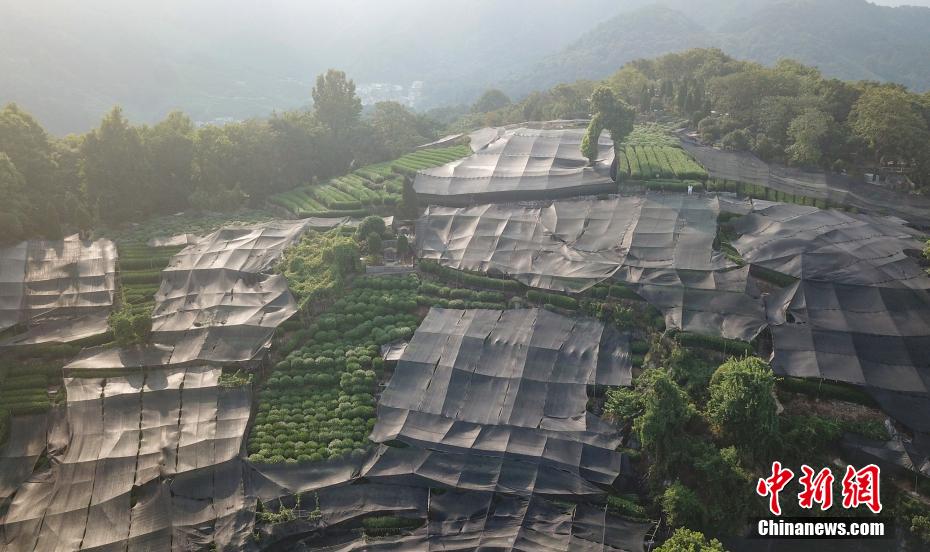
[363,307,634,497]
[416,194,768,341]
[727,201,930,429]
[629,266,768,342]
[416,194,735,293]
[242,308,649,550]
[681,137,930,227]
[415,192,930,438]
[0,235,117,346]
[149,220,309,364]
[732,202,930,289]
[250,484,649,552]
[414,127,617,206]
[767,279,930,389]
[0,366,254,550]
[0,221,316,550]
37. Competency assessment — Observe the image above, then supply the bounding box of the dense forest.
[470,49,930,185]
[506,0,930,96]
[5,0,930,134]
[0,69,438,243]
[3,49,930,245]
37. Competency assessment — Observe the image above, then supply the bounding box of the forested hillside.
[4,0,930,133]
[4,48,930,245]
[506,0,930,96]
[459,49,930,189]
[0,70,439,243]
[0,0,622,133]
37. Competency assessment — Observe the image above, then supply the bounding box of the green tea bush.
[673,331,753,356]
[419,260,523,293]
[526,290,578,310]
[362,516,423,537]
[248,275,423,464]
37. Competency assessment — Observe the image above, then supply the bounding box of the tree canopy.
[312,69,363,138]
[633,369,696,478]
[0,68,441,244]
[369,101,437,159]
[850,86,930,164]
[471,89,512,113]
[0,153,29,241]
[597,48,930,186]
[582,86,635,164]
[654,528,727,552]
[82,106,148,224]
[705,357,779,461]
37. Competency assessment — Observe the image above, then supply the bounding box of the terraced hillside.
[269,146,471,218]
[614,123,709,196]
[618,145,707,181]
[116,243,182,317]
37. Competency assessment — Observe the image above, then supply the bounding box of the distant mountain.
[3,0,929,134]
[717,0,930,91]
[506,0,930,96]
[501,7,713,94]
[0,0,630,134]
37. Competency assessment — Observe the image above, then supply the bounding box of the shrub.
[109,307,152,346]
[0,409,9,447]
[606,493,648,520]
[526,290,578,310]
[655,528,726,552]
[607,285,642,301]
[661,482,703,528]
[355,216,387,240]
[776,377,876,407]
[248,275,422,464]
[706,357,778,460]
[673,332,753,356]
[419,260,522,293]
[362,516,423,536]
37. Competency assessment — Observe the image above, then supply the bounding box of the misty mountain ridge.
[507,0,930,96]
[2,0,929,134]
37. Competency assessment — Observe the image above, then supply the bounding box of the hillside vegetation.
[0,71,439,244]
[466,48,930,190]
[506,0,930,96]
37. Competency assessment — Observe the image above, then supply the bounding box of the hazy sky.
[3,0,929,133]
[870,0,930,5]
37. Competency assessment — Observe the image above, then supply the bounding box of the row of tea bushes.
[248,275,422,464]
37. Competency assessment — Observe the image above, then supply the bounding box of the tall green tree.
[142,111,195,213]
[269,110,331,188]
[785,108,833,167]
[471,89,511,113]
[51,135,92,233]
[399,175,419,221]
[0,103,63,236]
[396,234,410,261]
[190,125,245,211]
[705,357,778,460]
[655,528,727,552]
[0,104,55,195]
[0,153,29,243]
[312,69,362,139]
[369,101,435,160]
[850,86,930,165]
[634,370,696,478]
[582,86,635,164]
[81,106,149,224]
[221,119,276,202]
